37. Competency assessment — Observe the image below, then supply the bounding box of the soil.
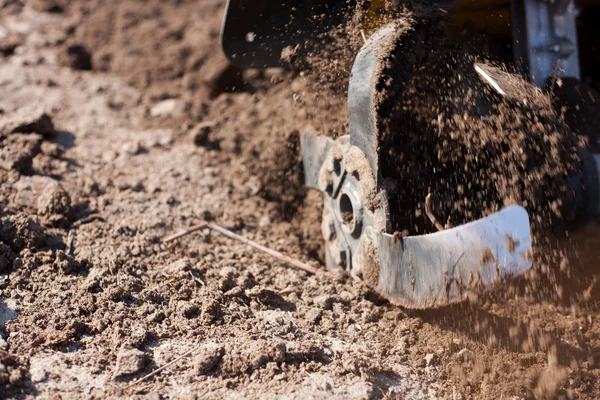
[0,1,599,400]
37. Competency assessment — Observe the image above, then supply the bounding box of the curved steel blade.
[378,205,533,308]
[300,133,333,190]
[348,23,401,185]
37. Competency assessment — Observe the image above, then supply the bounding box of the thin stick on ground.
[425,193,445,232]
[163,222,318,274]
[127,344,203,389]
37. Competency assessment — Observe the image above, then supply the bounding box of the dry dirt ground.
[0,1,599,399]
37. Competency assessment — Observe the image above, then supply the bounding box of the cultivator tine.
[377,206,533,308]
[300,133,333,190]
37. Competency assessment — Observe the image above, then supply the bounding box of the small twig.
[163,224,207,242]
[127,344,203,389]
[425,193,445,232]
[164,222,318,274]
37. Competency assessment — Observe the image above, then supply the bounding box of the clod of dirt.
[59,44,93,71]
[114,346,149,378]
[53,250,85,274]
[32,0,67,13]
[0,350,27,392]
[193,344,224,375]
[218,266,237,292]
[0,213,47,253]
[0,243,16,274]
[0,34,23,57]
[191,121,216,147]
[313,294,340,311]
[0,108,54,136]
[36,180,71,218]
[0,133,42,173]
[40,142,65,158]
[201,299,222,323]
[220,340,286,376]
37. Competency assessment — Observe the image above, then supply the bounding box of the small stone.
[114,347,148,378]
[150,99,177,117]
[122,141,144,156]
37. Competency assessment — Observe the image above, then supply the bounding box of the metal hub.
[317,136,387,279]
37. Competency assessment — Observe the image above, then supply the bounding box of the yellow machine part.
[364,0,600,37]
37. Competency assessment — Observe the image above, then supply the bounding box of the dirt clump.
[59,44,93,71]
[114,346,149,379]
[0,350,28,394]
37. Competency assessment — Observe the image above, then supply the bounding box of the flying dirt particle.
[533,366,568,399]
[480,249,494,265]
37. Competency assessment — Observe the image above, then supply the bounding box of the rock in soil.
[114,347,149,378]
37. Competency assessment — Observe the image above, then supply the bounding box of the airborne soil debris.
[0,1,599,399]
